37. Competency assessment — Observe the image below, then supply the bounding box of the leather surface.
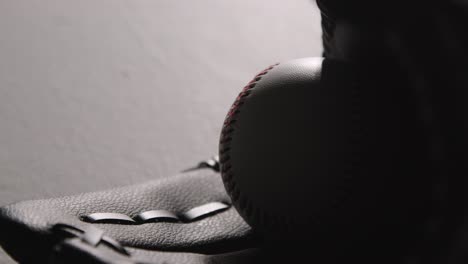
[50,242,263,264]
[0,169,254,263]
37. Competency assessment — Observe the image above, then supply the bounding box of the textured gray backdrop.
[0,1,322,262]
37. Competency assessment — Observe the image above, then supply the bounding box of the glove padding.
[0,168,256,263]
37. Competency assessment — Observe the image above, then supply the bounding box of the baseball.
[219,57,428,255]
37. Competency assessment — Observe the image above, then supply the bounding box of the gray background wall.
[0,1,322,262]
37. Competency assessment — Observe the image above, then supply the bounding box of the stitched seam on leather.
[219,63,283,230]
[81,201,230,225]
[53,223,129,256]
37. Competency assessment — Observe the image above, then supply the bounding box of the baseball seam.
[219,63,282,230]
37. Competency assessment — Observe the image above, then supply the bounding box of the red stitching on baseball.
[219,63,279,222]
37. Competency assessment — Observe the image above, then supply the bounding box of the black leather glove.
[0,164,262,264]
